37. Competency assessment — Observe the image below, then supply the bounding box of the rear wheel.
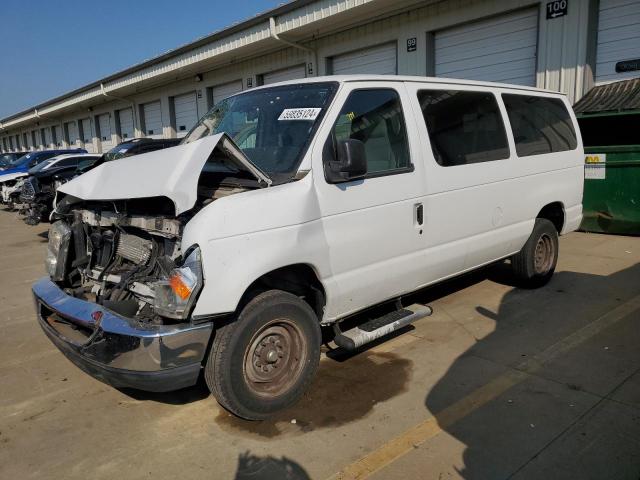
[511,218,559,288]
[204,290,321,420]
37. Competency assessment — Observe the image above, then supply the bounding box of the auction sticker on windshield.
[278,108,321,121]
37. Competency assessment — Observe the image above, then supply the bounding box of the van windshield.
[182,82,338,179]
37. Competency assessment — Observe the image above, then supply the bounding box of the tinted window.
[418,90,509,167]
[502,94,577,157]
[332,89,410,174]
[56,157,81,167]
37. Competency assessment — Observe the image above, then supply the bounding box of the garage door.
[595,0,640,83]
[98,114,113,152]
[51,126,60,147]
[262,65,306,85]
[210,80,243,107]
[66,121,79,147]
[118,108,135,140]
[143,101,163,138]
[330,43,397,75]
[80,118,95,153]
[435,9,538,86]
[42,128,52,148]
[173,92,198,137]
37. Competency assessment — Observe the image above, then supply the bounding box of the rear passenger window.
[57,158,80,167]
[333,89,411,175]
[417,90,509,167]
[502,94,577,157]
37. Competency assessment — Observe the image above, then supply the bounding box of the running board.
[334,304,432,351]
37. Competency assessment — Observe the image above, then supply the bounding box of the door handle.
[415,203,424,226]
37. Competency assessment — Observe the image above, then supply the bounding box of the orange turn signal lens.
[169,274,192,300]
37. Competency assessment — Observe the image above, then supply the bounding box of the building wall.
[2,0,635,152]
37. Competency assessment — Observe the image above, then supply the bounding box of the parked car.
[20,139,179,225]
[0,149,86,207]
[33,76,583,419]
[0,152,28,170]
[18,153,102,225]
[87,137,181,171]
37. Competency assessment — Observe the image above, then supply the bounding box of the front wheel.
[511,218,559,288]
[204,290,321,420]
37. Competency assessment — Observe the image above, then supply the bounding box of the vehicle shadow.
[233,451,311,480]
[423,262,640,479]
[117,262,518,430]
[118,376,210,405]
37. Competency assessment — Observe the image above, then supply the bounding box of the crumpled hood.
[0,171,28,183]
[57,133,271,215]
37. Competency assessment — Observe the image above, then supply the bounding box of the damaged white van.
[33,76,583,419]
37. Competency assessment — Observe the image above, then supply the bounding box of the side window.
[332,89,411,175]
[417,90,509,167]
[57,157,81,167]
[502,94,577,157]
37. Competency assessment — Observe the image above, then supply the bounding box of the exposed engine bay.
[44,134,273,324]
[49,181,252,325]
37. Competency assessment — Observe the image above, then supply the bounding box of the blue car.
[0,149,87,179]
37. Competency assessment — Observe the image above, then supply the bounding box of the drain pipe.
[269,17,317,76]
[100,83,139,138]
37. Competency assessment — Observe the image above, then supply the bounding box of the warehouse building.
[1,0,639,153]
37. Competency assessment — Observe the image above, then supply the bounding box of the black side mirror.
[324,138,367,184]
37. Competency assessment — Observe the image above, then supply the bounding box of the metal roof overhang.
[574,78,640,117]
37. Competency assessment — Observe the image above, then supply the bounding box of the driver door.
[312,82,427,320]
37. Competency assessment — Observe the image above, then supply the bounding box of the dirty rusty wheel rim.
[243,319,306,398]
[534,233,555,275]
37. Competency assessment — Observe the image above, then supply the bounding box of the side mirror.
[324,138,367,184]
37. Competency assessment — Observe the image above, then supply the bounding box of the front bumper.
[32,277,213,392]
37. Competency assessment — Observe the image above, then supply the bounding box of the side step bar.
[334,304,433,351]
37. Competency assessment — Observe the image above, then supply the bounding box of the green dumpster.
[574,79,640,235]
[581,146,640,234]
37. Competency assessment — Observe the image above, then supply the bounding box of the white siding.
[330,43,397,75]
[117,108,135,140]
[80,118,95,153]
[66,121,79,147]
[435,9,538,86]
[210,80,243,107]
[143,101,163,138]
[173,92,198,137]
[262,64,306,84]
[596,0,640,83]
[98,113,113,151]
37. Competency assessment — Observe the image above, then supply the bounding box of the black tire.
[511,218,559,288]
[204,289,321,420]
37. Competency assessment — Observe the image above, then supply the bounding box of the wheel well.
[239,264,326,321]
[537,202,565,233]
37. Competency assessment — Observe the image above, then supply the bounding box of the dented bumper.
[32,277,213,392]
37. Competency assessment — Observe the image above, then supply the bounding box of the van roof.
[254,75,564,96]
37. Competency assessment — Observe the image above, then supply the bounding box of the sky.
[0,0,285,118]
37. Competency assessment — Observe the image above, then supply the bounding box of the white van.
[33,76,583,419]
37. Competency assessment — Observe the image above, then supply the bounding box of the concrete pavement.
[0,208,638,480]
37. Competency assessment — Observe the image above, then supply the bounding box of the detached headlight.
[154,246,203,319]
[45,221,71,281]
